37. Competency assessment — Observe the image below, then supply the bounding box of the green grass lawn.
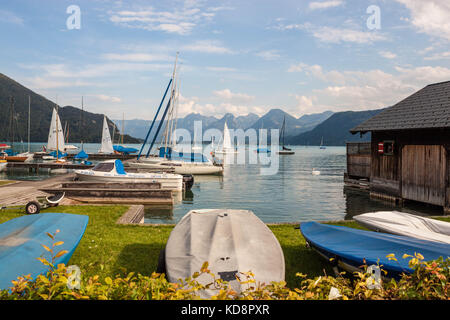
[1,206,450,288]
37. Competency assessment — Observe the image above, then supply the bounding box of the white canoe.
[354,211,450,244]
[165,209,285,298]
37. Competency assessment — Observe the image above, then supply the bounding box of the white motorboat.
[129,157,224,175]
[75,159,184,191]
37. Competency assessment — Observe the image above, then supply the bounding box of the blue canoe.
[300,221,450,278]
[0,213,89,290]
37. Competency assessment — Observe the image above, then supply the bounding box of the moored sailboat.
[277,116,294,155]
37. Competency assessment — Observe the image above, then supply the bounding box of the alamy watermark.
[366,5,381,30]
[170,121,280,176]
[66,5,81,30]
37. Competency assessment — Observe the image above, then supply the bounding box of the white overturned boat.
[74,159,183,191]
[354,211,450,244]
[129,157,223,175]
[164,209,285,298]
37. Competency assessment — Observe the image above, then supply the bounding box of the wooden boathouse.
[346,80,450,214]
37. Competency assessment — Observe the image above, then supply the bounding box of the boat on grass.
[354,211,450,244]
[163,209,285,298]
[300,221,450,278]
[0,212,88,290]
[75,159,184,191]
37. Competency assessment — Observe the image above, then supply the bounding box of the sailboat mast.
[164,52,178,155]
[28,95,31,153]
[121,113,124,145]
[55,105,59,159]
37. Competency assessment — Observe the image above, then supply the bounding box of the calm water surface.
[1,143,442,224]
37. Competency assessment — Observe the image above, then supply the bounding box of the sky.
[1,0,450,120]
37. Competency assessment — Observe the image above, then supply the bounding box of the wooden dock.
[33,153,137,161]
[6,162,94,173]
[39,181,173,206]
[0,173,76,206]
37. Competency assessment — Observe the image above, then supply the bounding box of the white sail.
[47,108,66,152]
[222,122,232,150]
[99,115,114,154]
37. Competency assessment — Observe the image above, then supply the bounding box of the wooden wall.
[369,128,450,207]
[346,142,371,179]
[401,145,446,206]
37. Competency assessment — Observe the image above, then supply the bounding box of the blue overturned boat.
[300,221,450,278]
[0,213,89,290]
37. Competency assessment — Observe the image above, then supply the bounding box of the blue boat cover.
[74,150,88,159]
[159,147,209,163]
[300,222,450,277]
[114,159,126,175]
[113,145,138,154]
[0,213,89,290]
[256,148,271,153]
[48,151,68,158]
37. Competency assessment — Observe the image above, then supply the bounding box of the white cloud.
[288,62,450,114]
[178,94,265,118]
[108,1,231,35]
[213,89,255,103]
[206,66,237,72]
[93,94,122,103]
[102,53,172,62]
[423,51,450,61]
[0,10,23,25]
[395,0,450,41]
[309,1,344,10]
[379,51,397,59]
[275,23,387,44]
[182,40,234,54]
[310,26,387,44]
[255,50,281,60]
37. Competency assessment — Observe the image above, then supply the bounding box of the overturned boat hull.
[165,209,285,298]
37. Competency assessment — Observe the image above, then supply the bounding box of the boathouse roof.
[350,80,450,133]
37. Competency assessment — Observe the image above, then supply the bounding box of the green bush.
[0,231,449,300]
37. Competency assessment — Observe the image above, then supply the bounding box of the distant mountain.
[0,73,140,144]
[286,108,386,146]
[115,109,334,141]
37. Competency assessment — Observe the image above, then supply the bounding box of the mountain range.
[0,72,384,146]
[0,73,140,144]
[113,109,334,142]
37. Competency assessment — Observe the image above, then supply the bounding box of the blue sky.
[1,0,450,120]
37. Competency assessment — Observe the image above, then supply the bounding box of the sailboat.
[1,97,31,162]
[277,116,295,155]
[44,106,68,162]
[214,122,238,155]
[113,113,138,155]
[129,54,223,175]
[99,115,114,154]
[319,136,326,149]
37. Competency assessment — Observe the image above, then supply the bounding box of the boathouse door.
[401,145,447,206]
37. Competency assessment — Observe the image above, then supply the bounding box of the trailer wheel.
[156,247,166,275]
[25,201,41,214]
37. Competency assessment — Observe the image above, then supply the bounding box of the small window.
[383,141,394,155]
[92,162,114,172]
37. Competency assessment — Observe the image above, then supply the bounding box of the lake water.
[1,143,442,224]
